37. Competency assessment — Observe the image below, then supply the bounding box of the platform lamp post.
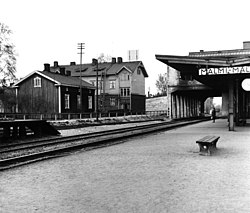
[77,43,85,118]
[92,58,99,121]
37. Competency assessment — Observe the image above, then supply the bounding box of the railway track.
[0,118,209,170]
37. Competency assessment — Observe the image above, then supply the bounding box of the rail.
[0,118,208,170]
[0,111,169,121]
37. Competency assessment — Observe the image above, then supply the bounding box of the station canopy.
[156,48,250,92]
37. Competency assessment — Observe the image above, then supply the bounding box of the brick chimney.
[117,57,123,63]
[60,67,66,75]
[112,57,116,63]
[66,70,71,76]
[44,63,50,71]
[54,61,59,67]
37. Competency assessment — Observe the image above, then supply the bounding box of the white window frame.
[120,88,130,97]
[110,98,116,106]
[77,95,81,110]
[88,96,93,109]
[109,80,116,89]
[137,67,141,75]
[34,77,41,87]
[120,73,130,81]
[65,94,70,109]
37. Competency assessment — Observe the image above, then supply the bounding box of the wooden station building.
[13,69,95,114]
[156,41,250,131]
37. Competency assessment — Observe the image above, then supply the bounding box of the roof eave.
[156,54,230,67]
[156,54,250,67]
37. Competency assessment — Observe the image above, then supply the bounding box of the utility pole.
[77,43,85,115]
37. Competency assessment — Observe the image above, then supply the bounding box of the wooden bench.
[196,136,220,155]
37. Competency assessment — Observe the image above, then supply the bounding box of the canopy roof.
[156,48,250,91]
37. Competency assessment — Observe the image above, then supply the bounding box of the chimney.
[111,57,116,63]
[54,61,59,67]
[70,62,76,66]
[243,41,250,49]
[66,70,71,76]
[60,67,66,75]
[117,57,123,63]
[44,63,50,71]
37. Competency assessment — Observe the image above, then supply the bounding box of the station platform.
[0,119,60,141]
[1,118,250,212]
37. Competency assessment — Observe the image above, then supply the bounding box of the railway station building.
[48,58,148,113]
[156,41,250,131]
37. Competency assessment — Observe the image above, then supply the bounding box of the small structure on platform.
[0,120,60,141]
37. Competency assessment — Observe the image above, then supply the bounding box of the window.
[109,80,116,89]
[120,73,130,81]
[110,98,116,106]
[120,88,130,97]
[127,88,130,96]
[88,96,93,109]
[77,95,80,109]
[137,67,141,75]
[34,77,41,87]
[90,80,102,89]
[120,103,130,110]
[65,94,70,109]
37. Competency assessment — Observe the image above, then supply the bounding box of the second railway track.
[0,118,209,170]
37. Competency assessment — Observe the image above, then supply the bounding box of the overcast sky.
[1,0,250,94]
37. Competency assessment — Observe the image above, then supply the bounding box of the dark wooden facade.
[14,71,95,114]
[131,94,146,113]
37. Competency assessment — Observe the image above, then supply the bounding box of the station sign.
[199,66,250,75]
[242,79,250,91]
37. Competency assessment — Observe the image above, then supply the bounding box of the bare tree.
[97,53,112,63]
[155,73,168,95]
[0,23,17,86]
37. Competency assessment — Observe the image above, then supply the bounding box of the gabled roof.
[50,61,149,78]
[116,66,133,74]
[13,70,95,89]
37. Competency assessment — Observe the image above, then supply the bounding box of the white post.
[58,86,61,113]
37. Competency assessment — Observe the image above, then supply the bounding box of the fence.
[0,111,169,121]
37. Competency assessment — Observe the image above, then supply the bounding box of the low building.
[13,69,95,113]
[48,58,148,113]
